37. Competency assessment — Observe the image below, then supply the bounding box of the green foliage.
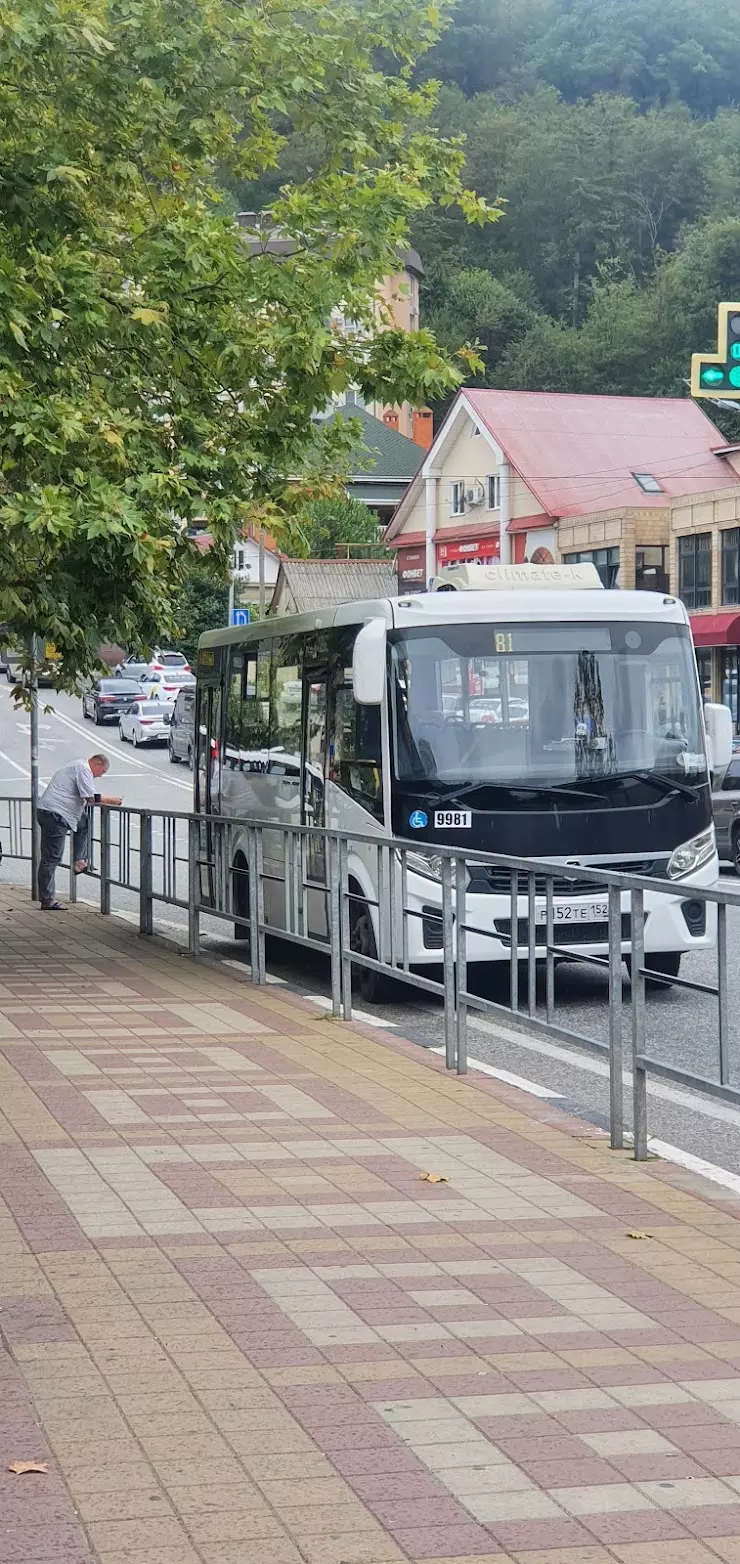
[285,497,384,559]
[0,0,496,688]
[169,561,229,669]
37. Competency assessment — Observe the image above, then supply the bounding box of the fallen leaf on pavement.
[8,1461,48,1475]
[626,1231,652,1240]
[420,1172,448,1183]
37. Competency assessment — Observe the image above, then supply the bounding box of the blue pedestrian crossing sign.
[231,607,251,626]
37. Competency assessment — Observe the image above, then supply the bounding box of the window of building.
[678,533,712,610]
[632,472,664,494]
[450,481,465,516]
[722,528,740,606]
[233,545,245,573]
[487,474,501,511]
[563,547,620,589]
[721,649,740,733]
[695,648,712,703]
[635,546,668,594]
[472,425,481,438]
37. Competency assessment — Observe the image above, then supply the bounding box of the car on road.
[82,678,142,724]
[4,642,61,688]
[119,700,172,746]
[140,668,196,702]
[713,753,740,873]
[168,685,196,765]
[115,650,190,681]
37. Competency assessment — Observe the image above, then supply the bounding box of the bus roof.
[199,589,690,653]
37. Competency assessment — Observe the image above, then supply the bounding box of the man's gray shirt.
[39,760,95,830]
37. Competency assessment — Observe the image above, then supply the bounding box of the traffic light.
[691,303,740,399]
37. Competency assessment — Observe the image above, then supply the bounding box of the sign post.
[691,304,740,399]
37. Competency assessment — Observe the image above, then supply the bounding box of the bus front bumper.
[403,858,719,966]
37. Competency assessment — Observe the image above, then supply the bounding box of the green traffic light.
[701,366,725,385]
[729,367,740,388]
[731,344,740,360]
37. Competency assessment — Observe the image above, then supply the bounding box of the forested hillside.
[233,0,740,415]
[414,0,740,409]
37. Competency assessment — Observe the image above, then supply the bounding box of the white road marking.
[430,1046,563,1099]
[467,1014,740,1130]
[46,706,191,791]
[647,1137,740,1197]
[0,748,30,778]
[305,994,398,1028]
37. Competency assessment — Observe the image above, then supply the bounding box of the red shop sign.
[437,535,500,565]
[397,545,427,592]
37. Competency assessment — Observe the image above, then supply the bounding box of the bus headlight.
[405,851,444,881]
[666,826,716,881]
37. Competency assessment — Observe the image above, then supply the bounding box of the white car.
[139,668,196,702]
[119,700,172,746]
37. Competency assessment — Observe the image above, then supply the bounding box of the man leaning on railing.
[36,755,121,911]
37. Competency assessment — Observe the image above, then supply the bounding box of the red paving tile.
[5,891,740,1562]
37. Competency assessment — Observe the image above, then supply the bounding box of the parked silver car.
[713,752,740,873]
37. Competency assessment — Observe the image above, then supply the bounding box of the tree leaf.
[420,1172,448,1183]
[8,1461,48,1475]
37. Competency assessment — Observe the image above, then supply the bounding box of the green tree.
[169,561,229,669]
[285,497,383,559]
[0,0,495,689]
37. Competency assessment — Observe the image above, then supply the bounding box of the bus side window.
[334,681,383,820]
[243,644,270,756]
[270,637,302,775]
[224,650,245,768]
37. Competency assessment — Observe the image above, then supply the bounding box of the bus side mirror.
[705,702,733,781]
[352,620,386,705]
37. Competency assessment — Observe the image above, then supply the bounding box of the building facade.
[669,484,740,724]
[386,389,740,595]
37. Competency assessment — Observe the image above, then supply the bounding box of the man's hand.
[101,795,122,806]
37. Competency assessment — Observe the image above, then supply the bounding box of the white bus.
[195,565,732,996]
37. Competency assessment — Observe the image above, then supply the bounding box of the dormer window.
[632,472,663,494]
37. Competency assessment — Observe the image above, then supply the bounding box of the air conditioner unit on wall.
[465,481,485,507]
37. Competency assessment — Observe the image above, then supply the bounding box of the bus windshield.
[390,620,705,790]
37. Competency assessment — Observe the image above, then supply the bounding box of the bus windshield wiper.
[613,769,702,799]
[412,779,601,805]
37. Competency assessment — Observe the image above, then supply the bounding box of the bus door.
[195,652,223,908]
[304,671,330,940]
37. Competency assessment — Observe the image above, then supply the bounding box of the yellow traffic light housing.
[691,303,740,399]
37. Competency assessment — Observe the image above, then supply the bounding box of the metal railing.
[3,794,740,1161]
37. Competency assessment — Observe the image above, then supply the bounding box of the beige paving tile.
[552,1484,656,1516]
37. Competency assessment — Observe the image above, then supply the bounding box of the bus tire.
[732,823,740,877]
[626,951,681,990]
[233,854,250,941]
[348,884,394,1004]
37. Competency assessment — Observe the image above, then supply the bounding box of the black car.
[82,678,141,724]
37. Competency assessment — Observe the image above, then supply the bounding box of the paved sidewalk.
[5,896,740,1562]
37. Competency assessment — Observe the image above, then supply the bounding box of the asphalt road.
[3,684,740,1181]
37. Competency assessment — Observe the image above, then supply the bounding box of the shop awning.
[690,612,740,647]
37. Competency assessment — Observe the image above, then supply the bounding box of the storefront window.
[721,650,740,732]
[722,529,740,606]
[678,533,711,609]
[695,648,712,703]
[563,547,620,588]
[636,546,669,594]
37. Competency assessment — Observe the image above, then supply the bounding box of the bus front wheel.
[348,886,394,1004]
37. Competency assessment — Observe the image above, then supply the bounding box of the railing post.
[100,807,111,915]
[247,826,265,985]
[329,835,341,1019]
[139,812,153,935]
[340,837,352,1021]
[442,855,455,1070]
[509,868,519,1013]
[718,900,730,1086]
[608,881,624,1149]
[455,857,468,1075]
[527,870,537,1018]
[187,816,200,956]
[630,887,647,1160]
[545,874,554,1023]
